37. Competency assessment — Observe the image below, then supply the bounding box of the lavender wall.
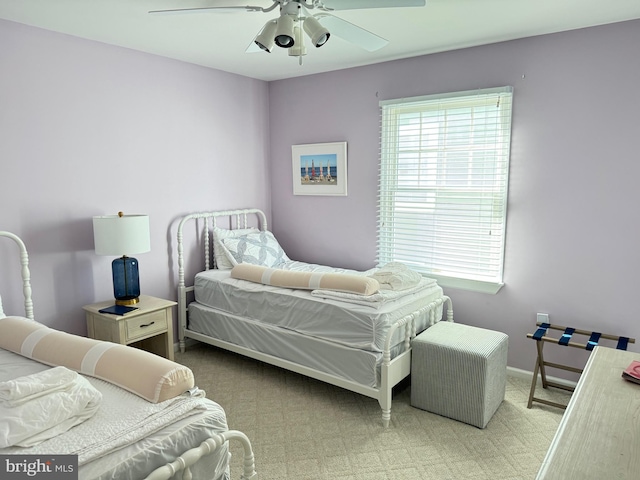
[2,17,638,375]
[0,20,271,335]
[269,20,640,373]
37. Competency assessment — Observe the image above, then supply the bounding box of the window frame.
[377,86,514,294]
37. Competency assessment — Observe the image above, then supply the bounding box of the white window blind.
[377,86,513,294]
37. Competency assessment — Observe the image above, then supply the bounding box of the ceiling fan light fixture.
[303,16,330,48]
[274,14,295,48]
[255,19,278,52]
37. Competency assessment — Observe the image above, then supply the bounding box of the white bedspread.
[0,366,102,448]
[2,369,209,465]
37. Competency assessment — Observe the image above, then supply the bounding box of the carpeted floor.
[176,343,570,480]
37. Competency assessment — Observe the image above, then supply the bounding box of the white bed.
[177,208,453,427]
[0,231,256,480]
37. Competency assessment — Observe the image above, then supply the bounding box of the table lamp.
[93,212,151,305]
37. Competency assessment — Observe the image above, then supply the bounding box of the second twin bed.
[177,208,453,427]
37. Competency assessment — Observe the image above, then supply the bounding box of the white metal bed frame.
[0,231,257,480]
[176,208,453,427]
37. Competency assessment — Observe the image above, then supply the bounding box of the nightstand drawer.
[125,310,167,341]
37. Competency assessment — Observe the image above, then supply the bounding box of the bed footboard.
[144,430,257,480]
[378,295,453,427]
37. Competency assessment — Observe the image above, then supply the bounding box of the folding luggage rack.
[526,321,635,409]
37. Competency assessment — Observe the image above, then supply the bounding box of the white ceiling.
[2,0,640,82]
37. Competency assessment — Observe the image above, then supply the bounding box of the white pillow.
[0,294,5,318]
[220,231,289,268]
[212,226,260,270]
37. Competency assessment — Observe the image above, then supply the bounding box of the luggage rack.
[526,321,635,409]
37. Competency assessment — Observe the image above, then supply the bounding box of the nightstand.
[84,295,177,361]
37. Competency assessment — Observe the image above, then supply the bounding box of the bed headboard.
[0,231,34,320]
[176,208,267,287]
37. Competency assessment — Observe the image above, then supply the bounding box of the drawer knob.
[140,321,156,328]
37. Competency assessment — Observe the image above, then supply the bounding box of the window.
[377,86,513,294]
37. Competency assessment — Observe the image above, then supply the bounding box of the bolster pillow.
[231,263,380,296]
[0,316,194,403]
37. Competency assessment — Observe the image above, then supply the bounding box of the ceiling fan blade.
[316,14,388,52]
[321,0,425,10]
[149,6,263,15]
[245,41,262,53]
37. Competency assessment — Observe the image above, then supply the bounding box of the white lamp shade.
[93,214,151,256]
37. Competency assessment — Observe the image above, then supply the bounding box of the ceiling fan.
[149,0,426,64]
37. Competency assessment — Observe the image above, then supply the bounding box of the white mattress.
[0,349,230,480]
[194,269,443,353]
[189,265,445,388]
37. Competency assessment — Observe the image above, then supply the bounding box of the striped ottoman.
[411,321,508,428]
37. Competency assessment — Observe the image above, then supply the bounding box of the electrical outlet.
[537,313,549,324]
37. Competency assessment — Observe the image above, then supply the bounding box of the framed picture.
[292,142,347,196]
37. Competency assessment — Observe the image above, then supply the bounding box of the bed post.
[379,348,394,427]
[177,218,188,353]
[380,313,416,427]
[204,218,211,271]
[0,231,34,320]
[444,296,453,322]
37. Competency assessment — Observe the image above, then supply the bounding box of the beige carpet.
[176,343,570,480]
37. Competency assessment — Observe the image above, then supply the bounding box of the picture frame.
[292,141,347,196]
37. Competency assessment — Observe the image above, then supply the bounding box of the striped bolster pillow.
[0,316,194,403]
[231,263,380,295]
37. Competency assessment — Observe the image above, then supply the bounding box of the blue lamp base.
[112,256,141,305]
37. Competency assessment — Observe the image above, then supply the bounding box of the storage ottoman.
[411,321,508,428]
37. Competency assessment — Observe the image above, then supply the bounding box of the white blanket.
[0,366,102,447]
[368,262,423,291]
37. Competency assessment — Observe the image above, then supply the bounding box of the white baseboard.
[507,366,577,389]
